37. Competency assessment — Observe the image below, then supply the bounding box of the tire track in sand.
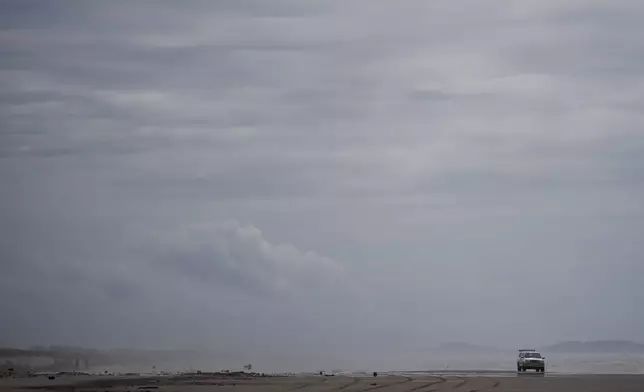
[332,378,361,391]
[360,376,413,391]
[289,377,328,390]
[467,379,500,392]
[450,377,468,389]
[404,376,447,391]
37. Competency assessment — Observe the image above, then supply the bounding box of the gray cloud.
[2,0,644,370]
[144,221,349,298]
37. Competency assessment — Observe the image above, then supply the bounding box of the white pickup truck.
[517,349,546,372]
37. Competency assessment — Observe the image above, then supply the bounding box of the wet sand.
[2,373,644,392]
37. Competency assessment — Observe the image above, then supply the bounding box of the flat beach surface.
[2,373,643,392]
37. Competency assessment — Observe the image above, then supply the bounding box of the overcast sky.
[1,0,644,370]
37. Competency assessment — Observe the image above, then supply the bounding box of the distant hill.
[0,347,241,372]
[542,340,644,353]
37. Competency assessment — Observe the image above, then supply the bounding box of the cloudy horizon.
[1,0,644,370]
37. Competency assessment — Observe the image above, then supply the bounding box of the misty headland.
[3,341,644,375]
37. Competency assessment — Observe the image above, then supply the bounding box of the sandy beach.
[2,373,643,392]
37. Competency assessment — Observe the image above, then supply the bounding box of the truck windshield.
[525,353,542,358]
